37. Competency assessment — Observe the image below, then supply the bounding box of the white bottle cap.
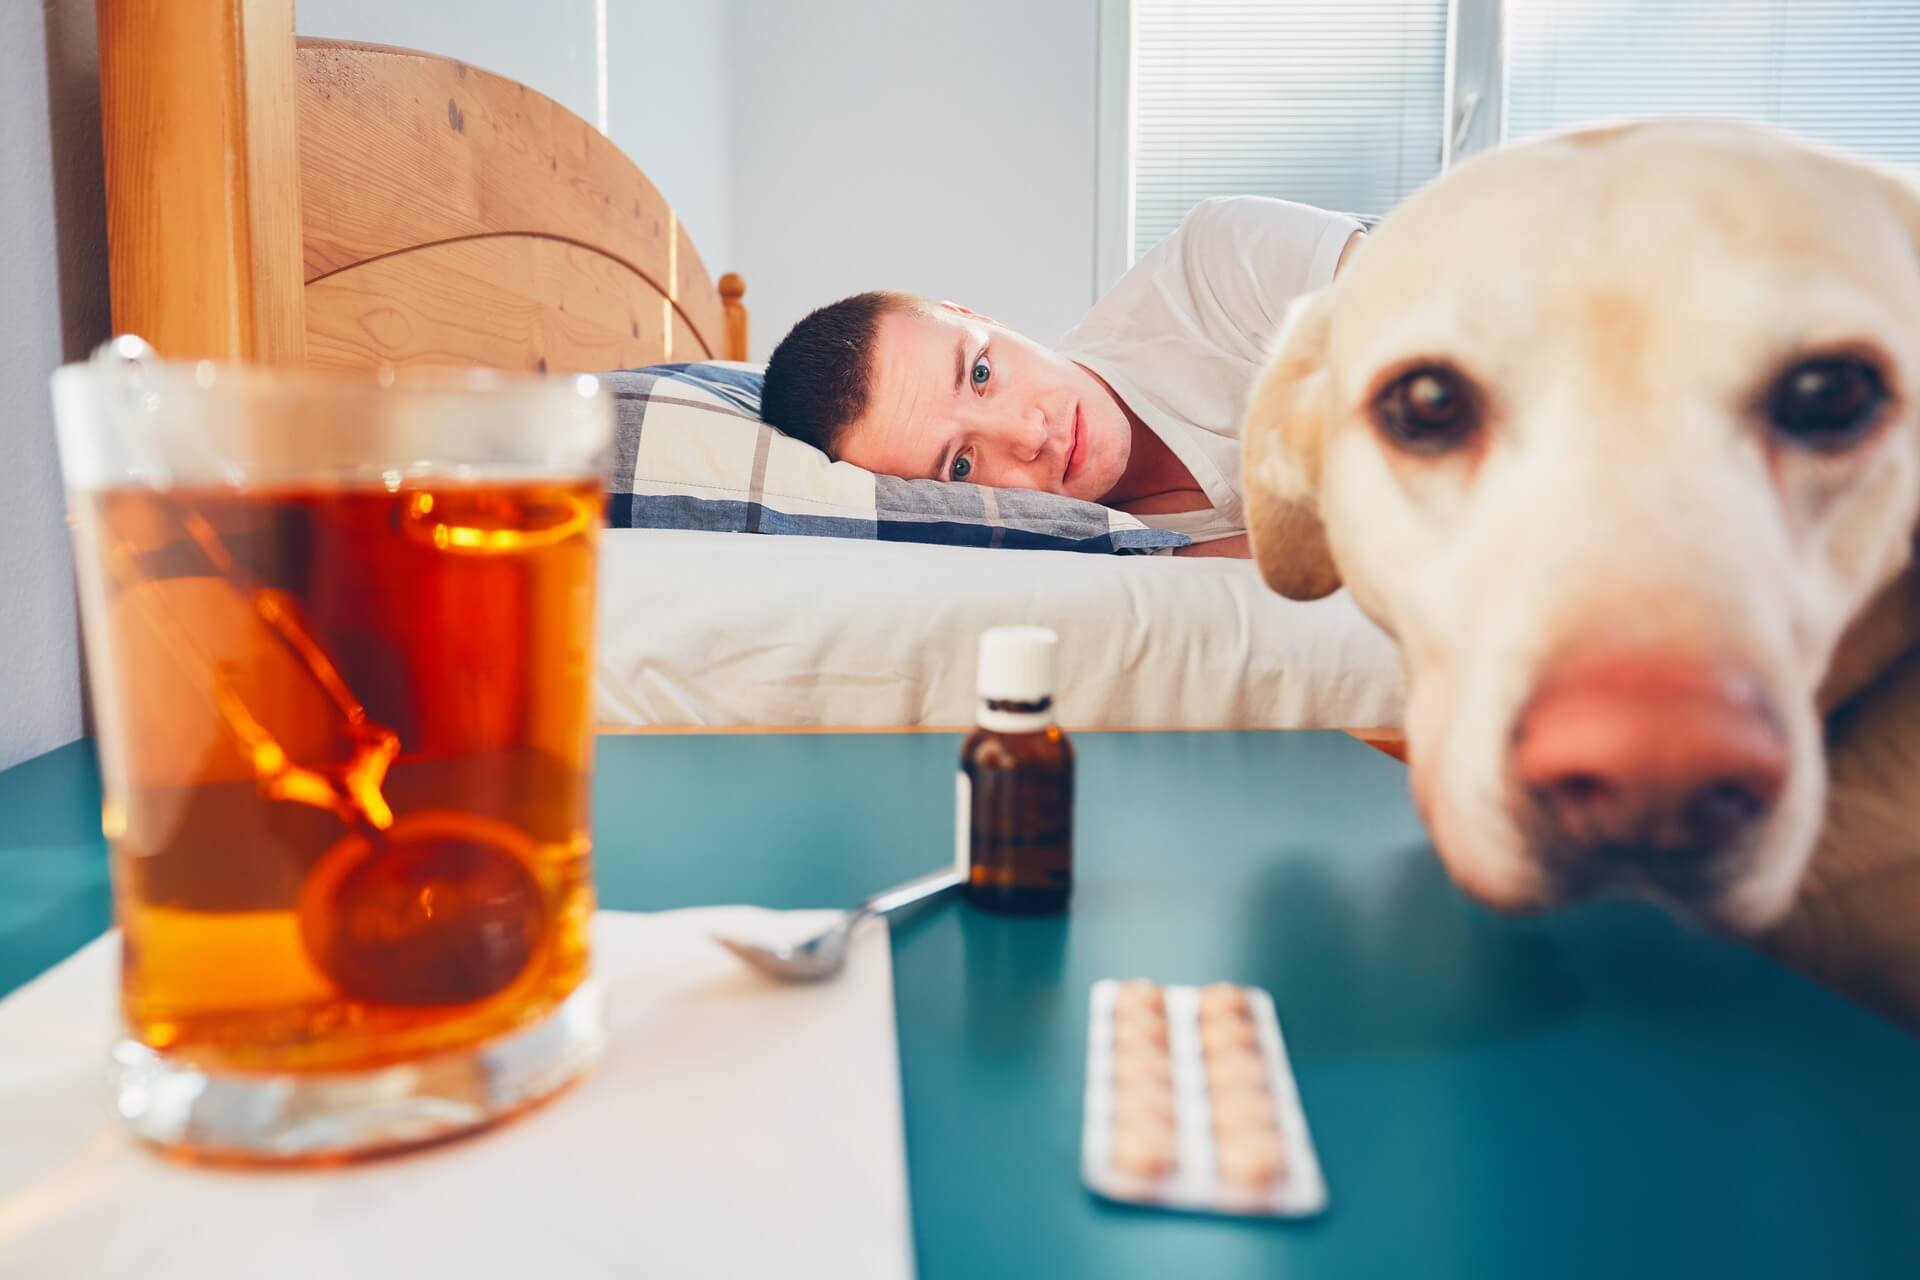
[977,626,1058,703]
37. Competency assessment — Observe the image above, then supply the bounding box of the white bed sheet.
[594,530,1406,729]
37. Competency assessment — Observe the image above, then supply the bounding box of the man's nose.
[983,407,1048,463]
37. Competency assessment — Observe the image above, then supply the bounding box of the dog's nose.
[1513,654,1787,869]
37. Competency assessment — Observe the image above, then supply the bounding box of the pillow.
[601,363,1190,555]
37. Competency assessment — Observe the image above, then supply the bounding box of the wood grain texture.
[666,310,702,364]
[304,234,680,374]
[295,37,727,363]
[672,219,725,357]
[1344,727,1409,762]
[720,273,749,362]
[99,0,307,364]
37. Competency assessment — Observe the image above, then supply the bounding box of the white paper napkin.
[0,909,916,1280]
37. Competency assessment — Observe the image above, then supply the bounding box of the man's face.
[833,303,1133,503]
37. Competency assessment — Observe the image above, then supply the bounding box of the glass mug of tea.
[52,339,612,1162]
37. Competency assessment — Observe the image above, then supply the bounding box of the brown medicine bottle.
[958,626,1074,914]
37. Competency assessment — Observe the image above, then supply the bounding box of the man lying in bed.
[760,196,1366,559]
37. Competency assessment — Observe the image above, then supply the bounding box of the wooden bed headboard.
[97,0,747,373]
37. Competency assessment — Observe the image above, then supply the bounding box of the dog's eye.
[1374,366,1477,453]
[1767,356,1886,451]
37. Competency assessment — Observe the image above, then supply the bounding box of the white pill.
[1199,1016,1259,1056]
[1204,1048,1269,1093]
[1110,1120,1179,1179]
[1197,983,1251,1022]
[1113,1010,1170,1051]
[1216,1129,1288,1188]
[1112,1086,1178,1129]
[1113,979,1166,1016]
[1112,1047,1173,1091]
[1210,1089,1278,1137]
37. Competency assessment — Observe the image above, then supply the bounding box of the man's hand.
[1173,534,1251,559]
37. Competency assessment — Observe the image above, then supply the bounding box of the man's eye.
[950,453,973,481]
[970,356,992,391]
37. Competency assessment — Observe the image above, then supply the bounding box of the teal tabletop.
[1,731,1915,1278]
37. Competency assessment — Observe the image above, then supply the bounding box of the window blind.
[1130,0,1449,263]
[1507,0,1920,167]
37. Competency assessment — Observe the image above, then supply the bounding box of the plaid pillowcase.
[601,364,1190,555]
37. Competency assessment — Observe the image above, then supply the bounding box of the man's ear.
[938,300,999,326]
[1243,288,1343,600]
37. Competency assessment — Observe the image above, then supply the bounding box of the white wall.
[297,0,602,126]
[0,0,104,770]
[300,0,737,288]
[302,1,1103,357]
[728,0,1101,358]
[608,1,733,276]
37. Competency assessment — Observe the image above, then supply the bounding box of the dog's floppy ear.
[1865,157,1920,245]
[1244,288,1342,600]
[1864,158,1920,545]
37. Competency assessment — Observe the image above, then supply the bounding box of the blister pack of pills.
[1081,979,1327,1217]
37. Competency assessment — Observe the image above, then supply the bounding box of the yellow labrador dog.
[1245,120,1920,1024]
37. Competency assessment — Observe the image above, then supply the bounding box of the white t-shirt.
[1058,195,1363,543]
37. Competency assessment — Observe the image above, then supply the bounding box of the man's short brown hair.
[761,290,923,457]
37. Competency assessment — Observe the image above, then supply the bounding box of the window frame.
[1092,0,1506,296]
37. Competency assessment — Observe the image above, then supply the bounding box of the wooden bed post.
[98,0,307,365]
[719,273,749,362]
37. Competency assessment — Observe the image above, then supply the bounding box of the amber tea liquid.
[72,481,601,1075]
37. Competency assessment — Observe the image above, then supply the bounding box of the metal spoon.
[713,866,965,982]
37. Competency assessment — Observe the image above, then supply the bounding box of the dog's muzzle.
[1511,651,1787,900]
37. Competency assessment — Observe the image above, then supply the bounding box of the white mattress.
[593,530,1406,730]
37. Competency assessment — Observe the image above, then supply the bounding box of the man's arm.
[1177,195,1369,359]
[1336,227,1367,278]
[1174,232,1357,563]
